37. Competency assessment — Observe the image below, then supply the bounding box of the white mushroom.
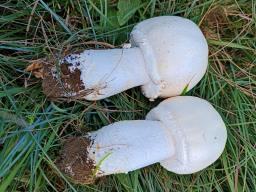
[43,16,208,101]
[57,96,227,183]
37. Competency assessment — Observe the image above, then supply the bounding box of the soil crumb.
[42,62,85,98]
[56,137,96,184]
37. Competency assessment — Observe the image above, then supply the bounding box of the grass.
[0,0,255,191]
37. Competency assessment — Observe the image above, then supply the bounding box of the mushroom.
[43,16,208,101]
[57,96,227,184]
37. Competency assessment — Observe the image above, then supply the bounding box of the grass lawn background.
[0,0,255,191]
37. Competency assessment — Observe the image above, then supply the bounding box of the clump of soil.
[42,61,85,98]
[56,137,96,184]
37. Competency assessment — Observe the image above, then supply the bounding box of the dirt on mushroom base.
[42,62,86,98]
[56,137,96,184]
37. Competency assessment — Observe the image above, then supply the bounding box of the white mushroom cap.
[146,96,227,174]
[131,16,208,100]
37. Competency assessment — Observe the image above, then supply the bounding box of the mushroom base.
[42,63,90,99]
[56,137,96,184]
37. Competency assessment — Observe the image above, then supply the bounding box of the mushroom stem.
[88,120,175,176]
[63,48,149,100]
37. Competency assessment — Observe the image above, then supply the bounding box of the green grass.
[0,0,255,191]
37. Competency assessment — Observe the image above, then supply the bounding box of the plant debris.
[26,60,44,78]
[201,6,229,40]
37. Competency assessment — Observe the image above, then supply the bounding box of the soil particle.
[56,137,96,184]
[42,61,85,98]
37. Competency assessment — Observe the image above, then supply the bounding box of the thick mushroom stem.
[88,120,175,176]
[43,47,150,100]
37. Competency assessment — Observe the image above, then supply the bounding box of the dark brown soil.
[56,137,96,184]
[42,62,85,98]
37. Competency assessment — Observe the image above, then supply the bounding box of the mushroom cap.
[131,16,208,100]
[146,96,227,174]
